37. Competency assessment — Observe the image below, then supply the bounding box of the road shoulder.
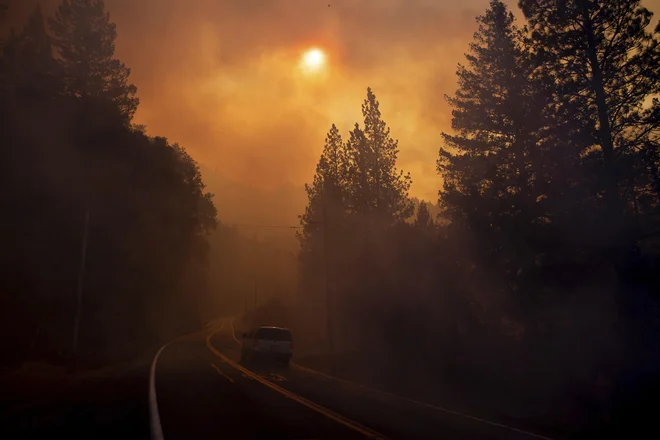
[0,357,151,439]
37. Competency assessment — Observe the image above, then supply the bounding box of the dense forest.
[0,0,217,364]
[297,0,660,435]
[2,0,660,436]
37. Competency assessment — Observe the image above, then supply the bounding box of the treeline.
[299,0,660,434]
[0,0,216,365]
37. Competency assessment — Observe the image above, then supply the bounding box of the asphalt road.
[152,320,556,440]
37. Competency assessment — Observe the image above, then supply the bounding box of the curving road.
[150,319,556,440]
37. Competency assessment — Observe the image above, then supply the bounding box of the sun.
[300,48,327,73]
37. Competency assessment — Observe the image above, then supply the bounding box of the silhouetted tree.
[0,2,215,364]
[346,88,413,228]
[413,201,434,231]
[298,89,414,359]
[298,123,347,252]
[1,5,61,100]
[50,0,138,119]
[519,0,660,246]
[297,124,351,347]
[439,0,564,279]
[300,89,413,266]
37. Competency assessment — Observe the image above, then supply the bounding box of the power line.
[230,224,302,229]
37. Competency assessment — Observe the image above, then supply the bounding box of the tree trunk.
[580,0,618,211]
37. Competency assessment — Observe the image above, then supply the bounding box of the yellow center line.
[205,329,388,440]
[210,362,235,384]
[291,364,555,440]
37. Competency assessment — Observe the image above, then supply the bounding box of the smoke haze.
[3,0,659,235]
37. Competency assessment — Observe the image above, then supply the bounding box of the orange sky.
[108,0,491,204]
[4,0,660,236]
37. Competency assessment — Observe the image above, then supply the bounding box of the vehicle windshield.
[255,328,292,341]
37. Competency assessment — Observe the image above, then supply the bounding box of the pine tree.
[297,124,350,333]
[519,0,660,220]
[1,5,61,99]
[49,0,138,119]
[345,88,413,227]
[298,124,347,251]
[413,201,435,231]
[438,0,562,270]
[18,6,53,64]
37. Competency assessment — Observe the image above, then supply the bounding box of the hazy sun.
[300,48,326,73]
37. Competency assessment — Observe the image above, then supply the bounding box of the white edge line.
[148,342,169,440]
[149,321,226,440]
[290,363,555,440]
[210,362,235,383]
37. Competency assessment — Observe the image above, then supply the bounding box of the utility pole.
[322,196,334,374]
[72,210,90,357]
[253,278,257,309]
